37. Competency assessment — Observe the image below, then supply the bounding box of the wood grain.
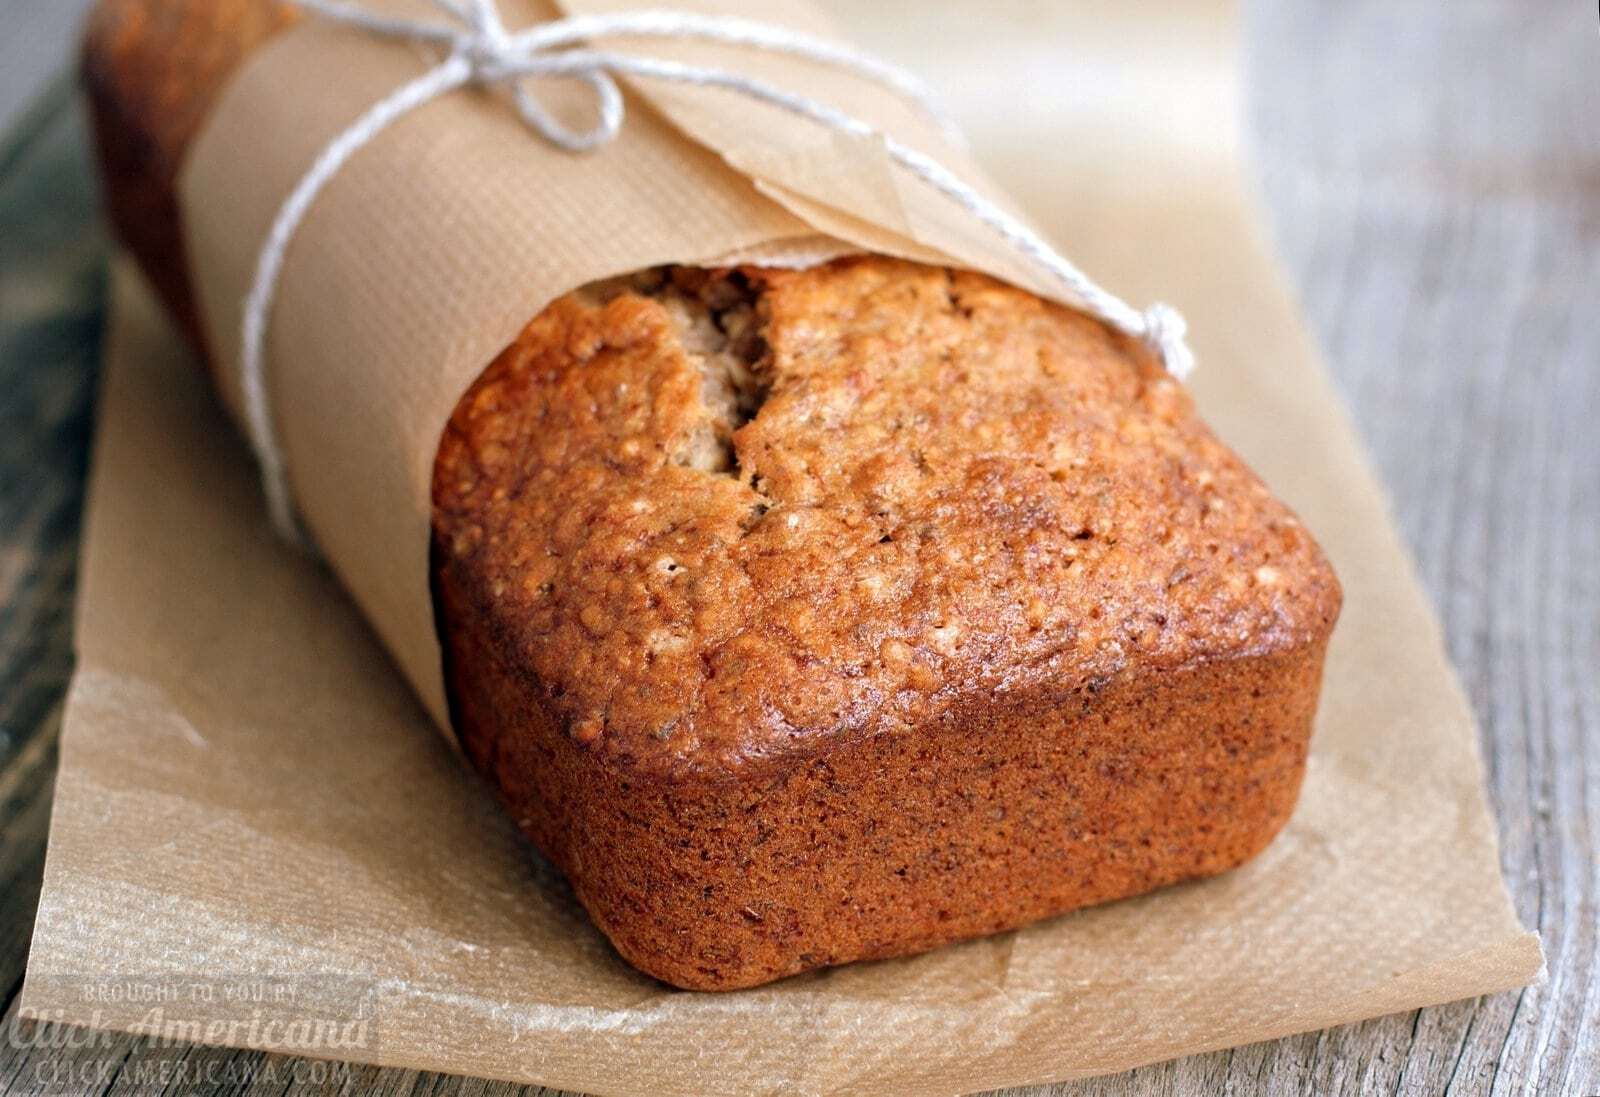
[0,1,1595,1092]
[0,0,94,134]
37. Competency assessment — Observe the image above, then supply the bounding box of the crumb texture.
[433,258,1341,777]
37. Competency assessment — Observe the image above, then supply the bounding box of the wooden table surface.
[0,1,1594,1093]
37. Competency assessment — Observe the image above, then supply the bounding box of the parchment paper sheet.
[21,1,1539,1093]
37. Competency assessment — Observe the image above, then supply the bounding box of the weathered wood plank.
[1235,2,1598,1094]
[0,715,57,1022]
[0,0,94,134]
[0,77,102,778]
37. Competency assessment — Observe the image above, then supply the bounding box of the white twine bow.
[242,0,1196,540]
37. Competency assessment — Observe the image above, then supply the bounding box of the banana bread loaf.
[83,0,1342,990]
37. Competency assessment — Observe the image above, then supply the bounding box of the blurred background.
[1,0,1593,1092]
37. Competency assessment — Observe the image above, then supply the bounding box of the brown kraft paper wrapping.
[20,0,1539,1093]
[181,0,1053,732]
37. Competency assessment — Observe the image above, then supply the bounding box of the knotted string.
[242,0,1197,540]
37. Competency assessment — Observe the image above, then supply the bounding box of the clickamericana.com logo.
[9,1004,374,1053]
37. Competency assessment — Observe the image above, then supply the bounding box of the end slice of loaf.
[431,260,1340,988]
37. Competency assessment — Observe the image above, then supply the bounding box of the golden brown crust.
[442,574,1330,989]
[431,259,1340,987]
[432,260,1340,778]
[85,0,1342,991]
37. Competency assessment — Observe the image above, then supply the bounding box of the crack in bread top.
[432,257,1340,777]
